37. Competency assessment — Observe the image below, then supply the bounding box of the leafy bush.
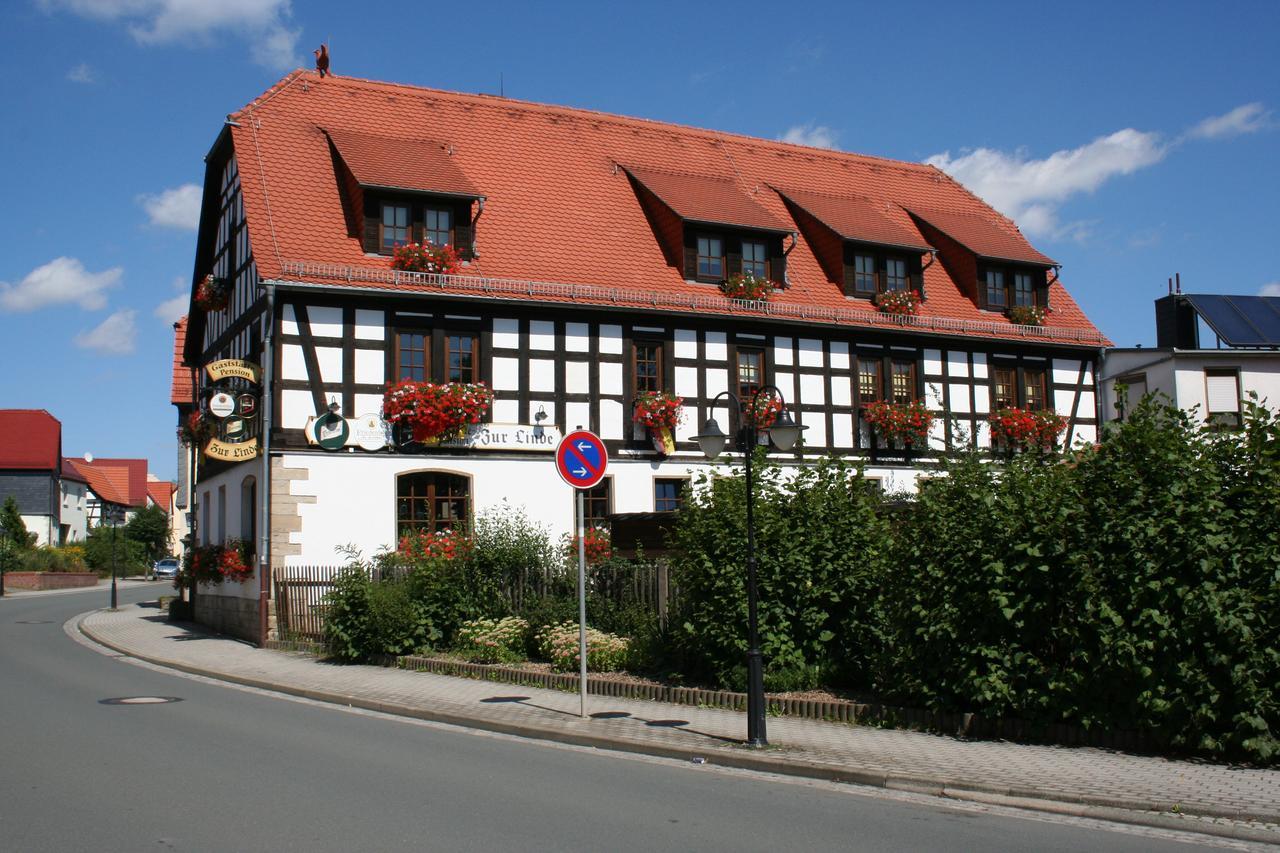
[455,617,529,664]
[83,525,148,577]
[537,621,630,672]
[21,545,88,573]
[323,561,435,662]
[669,454,887,691]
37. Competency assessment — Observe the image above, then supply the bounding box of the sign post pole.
[577,488,588,719]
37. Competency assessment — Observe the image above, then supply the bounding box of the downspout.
[258,282,276,647]
[782,231,798,287]
[920,249,937,301]
[468,197,486,259]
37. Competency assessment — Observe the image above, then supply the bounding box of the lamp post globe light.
[693,386,805,747]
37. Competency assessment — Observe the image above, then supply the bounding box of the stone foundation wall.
[270,457,316,566]
[193,591,260,643]
[5,572,99,590]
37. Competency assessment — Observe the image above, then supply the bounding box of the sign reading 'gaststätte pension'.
[205,358,262,384]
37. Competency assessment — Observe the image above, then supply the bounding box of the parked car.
[153,558,180,581]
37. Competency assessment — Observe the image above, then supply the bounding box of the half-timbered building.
[177,70,1108,640]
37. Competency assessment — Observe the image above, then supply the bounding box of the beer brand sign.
[201,359,262,461]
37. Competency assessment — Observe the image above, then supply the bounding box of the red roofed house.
[0,410,65,545]
[178,71,1107,641]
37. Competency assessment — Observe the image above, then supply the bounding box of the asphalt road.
[0,586,1229,852]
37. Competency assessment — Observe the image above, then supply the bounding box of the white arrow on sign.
[572,467,588,477]
[576,441,592,452]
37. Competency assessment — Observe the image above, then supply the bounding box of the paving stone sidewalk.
[79,604,1280,844]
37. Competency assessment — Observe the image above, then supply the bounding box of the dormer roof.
[907,207,1057,267]
[774,187,932,253]
[324,127,481,198]
[623,166,790,233]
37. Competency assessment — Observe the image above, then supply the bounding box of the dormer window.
[840,245,921,299]
[381,203,410,252]
[979,264,1046,312]
[985,270,1007,308]
[852,255,876,296]
[425,208,452,247]
[742,241,768,278]
[885,257,908,292]
[1013,272,1035,307]
[697,235,724,280]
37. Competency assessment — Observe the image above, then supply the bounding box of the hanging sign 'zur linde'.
[202,359,263,461]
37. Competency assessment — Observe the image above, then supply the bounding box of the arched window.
[396,472,470,537]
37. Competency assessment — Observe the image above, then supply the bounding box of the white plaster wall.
[565,323,590,352]
[599,362,623,396]
[354,309,384,340]
[704,331,727,362]
[528,320,555,350]
[674,329,697,360]
[599,325,622,354]
[492,318,519,349]
[20,515,55,547]
[194,461,260,597]
[60,480,89,543]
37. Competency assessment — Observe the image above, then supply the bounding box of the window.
[201,491,210,546]
[580,479,612,528]
[742,241,768,278]
[240,477,256,559]
[396,332,429,381]
[1013,273,1035,307]
[1205,368,1241,428]
[993,367,1016,410]
[381,203,410,252]
[985,270,1007,308]
[858,357,882,402]
[425,208,451,247]
[737,347,763,400]
[697,236,724,280]
[884,257,908,292]
[891,359,917,404]
[446,334,477,383]
[217,485,226,544]
[1023,368,1047,410]
[397,472,470,536]
[853,254,876,296]
[633,340,663,395]
[654,478,687,512]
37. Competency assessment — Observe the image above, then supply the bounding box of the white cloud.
[1260,282,1280,298]
[40,0,301,70]
[0,257,123,312]
[154,276,188,322]
[66,62,97,83]
[779,123,839,150]
[925,128,1167,239]
[139,183,201,230]
[1187,103,1271,140]
[75,309,138,355]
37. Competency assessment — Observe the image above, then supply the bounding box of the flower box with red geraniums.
[861,400,933,448]
[988,407,1066,451]
[398,528,472,563]
[390,242,461,275]
[633,391,683,455]
[382,380,493,442]
[720,273,776,302]
[194,274,231,312]
[564,527,612,566]
[875,288,922,316]
[178,411,216,447]
[1007,305,1049,327]
[744,393,784,430]
[180,541,252,587]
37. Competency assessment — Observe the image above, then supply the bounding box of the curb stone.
[77,611,1280,846]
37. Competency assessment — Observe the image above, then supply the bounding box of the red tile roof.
[81,458,149,508]
[147,480,175,513]
[907,208,1057,267]
[204,71,1102,345]
[171,317,195,407]
[0,410,61,471]
[775,187,932,252]
[70,460,129,506]
[624,166,790,233]
[61,457,88,484]
[325,127,481,197]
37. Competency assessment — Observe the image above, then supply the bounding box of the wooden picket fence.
[272,561,672,643]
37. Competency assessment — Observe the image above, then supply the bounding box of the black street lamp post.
[693,386,805,747]
[109,504,121,610]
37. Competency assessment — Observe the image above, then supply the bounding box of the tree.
[1,496,36,550]
[83,524,147,577]
[125,504,171,563]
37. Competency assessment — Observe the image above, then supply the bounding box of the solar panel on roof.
[1184,295,1280,347]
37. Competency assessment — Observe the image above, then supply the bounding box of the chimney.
[1155,274,1198,348]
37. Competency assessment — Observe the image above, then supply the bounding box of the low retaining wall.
[4,572,99,590]
[193,591,260,644]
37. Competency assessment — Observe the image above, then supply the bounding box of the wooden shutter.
[771,248,786,286]
[683,230,698,280]
[363,211,380,253]
[726,248,742,278]
[911,271,924,300]
[454,224,475,259]
[842,262,855,295]
[411,221,425,245]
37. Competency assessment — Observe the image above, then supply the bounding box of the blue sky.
[1,0,1276,480]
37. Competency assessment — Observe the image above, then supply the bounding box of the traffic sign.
[555,430,608,489]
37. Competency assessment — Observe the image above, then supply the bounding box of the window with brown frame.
[397,472,470,536]
[425,207,452,247]
[885,257,908,292]
[1023,368,1047,410]
[857,357,882,402]
[654,477,687,512]
[697,235,724,280]
[396,331,429,381]
[446,334,478,383]
[891,359,917,404]
[633,340,663,395]
[381,203,410,253]
[993,367,1016,410]
[737,347,763,400]
[852,254,877,296]
[984,270,1007,308]
[580,479,612,528]
[1013,273,1035,307]
[981,265,1047,311]
[742,241,768,278]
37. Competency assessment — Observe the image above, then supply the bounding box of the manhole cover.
[15,620,54,624]
[99,696,184,705]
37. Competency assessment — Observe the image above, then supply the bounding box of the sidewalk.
[79,604,1280,845]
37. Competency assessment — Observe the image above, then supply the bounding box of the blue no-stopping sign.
[555,430,608,489]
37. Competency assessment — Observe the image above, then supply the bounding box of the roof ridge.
[242,71,945,179]
[622,163,735,181]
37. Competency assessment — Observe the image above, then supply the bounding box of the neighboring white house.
[1100,292,1280,425]
[59,459,90,543]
